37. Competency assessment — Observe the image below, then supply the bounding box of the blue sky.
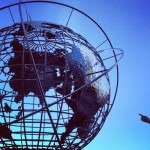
[0,0,150,150]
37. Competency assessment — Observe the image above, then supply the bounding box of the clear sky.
[0,0,150,150]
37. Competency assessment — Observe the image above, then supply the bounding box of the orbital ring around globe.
[0,1,123,150]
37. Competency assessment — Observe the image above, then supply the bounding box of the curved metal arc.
[0,1,113,48]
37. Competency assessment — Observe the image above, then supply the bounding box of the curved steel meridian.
[0,1,123,149]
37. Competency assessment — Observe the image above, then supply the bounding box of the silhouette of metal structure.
[0,1,123,149]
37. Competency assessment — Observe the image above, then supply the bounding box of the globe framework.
[0,1,123,150]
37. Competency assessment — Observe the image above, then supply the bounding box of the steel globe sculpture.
[0,1,123,149]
